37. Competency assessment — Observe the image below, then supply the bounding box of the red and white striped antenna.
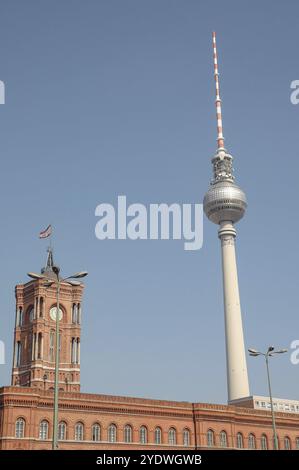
[212,32,225,149]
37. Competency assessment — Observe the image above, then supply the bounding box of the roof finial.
[212,32,225,149]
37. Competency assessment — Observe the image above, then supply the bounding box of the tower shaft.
[219,222,249,400]
[203,32,250,402]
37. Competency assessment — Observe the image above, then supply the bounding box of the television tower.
[203,32,250,401]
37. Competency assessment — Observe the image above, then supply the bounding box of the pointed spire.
[41,247,58,278]
[45,247,54,270]
[212,32,225,149]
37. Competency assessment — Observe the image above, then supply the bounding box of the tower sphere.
[203,180,247,225]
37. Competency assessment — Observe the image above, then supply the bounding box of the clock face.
[49,307,63,322]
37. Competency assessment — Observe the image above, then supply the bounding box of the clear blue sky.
[0,0,298,404]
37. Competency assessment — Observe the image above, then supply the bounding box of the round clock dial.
[49,307,63,321]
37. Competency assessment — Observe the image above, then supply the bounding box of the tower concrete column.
[218,221,249,401]
[203,33,251,402]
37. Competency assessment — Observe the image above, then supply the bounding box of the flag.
[39,225,52,239]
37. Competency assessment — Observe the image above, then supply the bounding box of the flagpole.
[49,225,53,252]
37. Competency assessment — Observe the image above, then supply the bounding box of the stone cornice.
[1,386,299,426]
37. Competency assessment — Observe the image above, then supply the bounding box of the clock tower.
[11,249,84,392]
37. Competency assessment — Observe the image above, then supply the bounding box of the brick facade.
[0,387,299,450]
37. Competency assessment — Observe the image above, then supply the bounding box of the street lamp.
[248,346,287,450]
[28,268,88,450]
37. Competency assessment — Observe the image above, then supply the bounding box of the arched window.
[58,422,67,441]
[155,427,162,445]
[284,436,291,450]
[15,418,25,438]
[124,425,132,443]
[248,433,256,449]
[75,422,84,441]
[183,428,190,446]
[296,437,299,450]
[39,420,49,440]
[261,434,268,450]
[92,423,100,442]
[220,430,227,447]
[168,427,176,446]
[108,424,117,443]
[207,429,214,447]
[236,432,243,449]
[140,426,147,444]
[28,307,34,323]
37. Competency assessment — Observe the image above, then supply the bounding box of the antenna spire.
[212,32,225,149]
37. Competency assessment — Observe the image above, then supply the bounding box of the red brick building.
[0,251,299,450]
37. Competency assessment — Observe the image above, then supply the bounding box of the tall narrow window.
[15,341,22,366]
[108,424,117,443]
[71,338,75,363]
[49,331,54,362]
[284,436,291,450]
[155,427,162,445]
[124,425,132,443]
[15,418,25,438]
[92,424,100,442]
[77,304,81,324]
[72,304,77,324]
[29,307,34,323]
[76,339,80,364]
[236,432,243,449]
[35,297,38,319]
[75,422,84,441]
[296,437,299,450]
[37,333,42,359]
[183,429,190,446]
[17,307,23,326]
[39,420,49,440]
[140,426,147,444]
[248,433,256,449]
[168,427,176,446]
[220,430,227,447]
[207,429,214,447]
[58,422,67,441]
[261,434,267,450]
[39,297,44,317]
[32,333,36,360]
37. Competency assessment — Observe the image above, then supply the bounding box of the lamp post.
[248,346,287,450]
[28,268,88,450]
